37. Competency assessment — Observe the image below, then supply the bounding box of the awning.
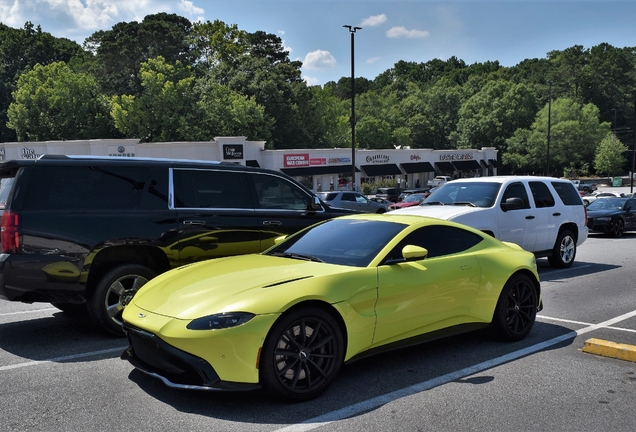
[451,160,482,171]
[489,159,499,168]
[434,162,455,172]
[361,164,403,177]
[479,160,489,169]
[280,165,360,177]
[246,160,260,168]
[400,162,436,173]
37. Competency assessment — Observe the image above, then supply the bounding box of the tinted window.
[173,169,249,209]
[501,182,530,209]
[252,174,311,210]
[317,192,337,201]
[0,177,14,209]
[384,225,483,260]
[341,193,356,202]
[551,181,584,205]
[529,181,555,208]
[22,166,149,210]
[266,218,406,267]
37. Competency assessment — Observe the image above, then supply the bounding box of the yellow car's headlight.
[187,312,255,330]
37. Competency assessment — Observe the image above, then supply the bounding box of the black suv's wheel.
[259,307,344,401]
[548,229,576,268]
[492,274,538,341]
[87,264,156,336]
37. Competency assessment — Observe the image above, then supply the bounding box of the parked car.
[375,187,403,203]
[121,213,541,401]
[581,190,625,206]
[389,193,428,210]
[316,191,387,213]
[397,188,430,202]
[586,197,636,237]
[392,176,588,268]
[0,155,355,335]
[369,196,393,206]
[571,179,598,193]
[427,175,453,187]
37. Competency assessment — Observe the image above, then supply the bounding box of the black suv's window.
[173,169,249,209]
[0,177,14,209]
[501,182,530,209]
[383,225,483,261]
[22,166,149,210]
[529,181,555,208]
[551,181,583,205]
[252,174,310,210]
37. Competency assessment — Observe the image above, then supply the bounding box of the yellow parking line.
[582,338,636,363]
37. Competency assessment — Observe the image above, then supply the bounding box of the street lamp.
[344,25,361,190]
[547,81,552,176]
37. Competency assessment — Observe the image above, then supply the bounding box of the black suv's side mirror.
[309,196,323,211]
[500,197,524,211]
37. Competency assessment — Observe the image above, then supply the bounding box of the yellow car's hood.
[131,254,353,319]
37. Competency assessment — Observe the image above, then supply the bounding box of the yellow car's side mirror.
[402,245,428,261]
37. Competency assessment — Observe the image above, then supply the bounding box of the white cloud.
[302,50,337,71]
[303,76,320,86]
[360,14,387,27]
[386,26,430,39]
[177,0,204,15]
[366,56,381,64]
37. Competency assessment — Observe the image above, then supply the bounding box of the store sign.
[440,153,474,161]
[108,146,135,157]
[410,154,421,161]
[310,158,326,165]
[365,154,390,164]
[223,144,244,160]
[329,157,351,164]
[284,154,327,167]
[21,147,44,159]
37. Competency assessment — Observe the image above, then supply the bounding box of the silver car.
[317,191,388,213]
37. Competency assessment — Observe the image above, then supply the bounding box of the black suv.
[0,155,354,335]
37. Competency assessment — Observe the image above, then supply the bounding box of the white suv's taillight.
[1,211,20,253]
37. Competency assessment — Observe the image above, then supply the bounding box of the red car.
[389,193,428,210]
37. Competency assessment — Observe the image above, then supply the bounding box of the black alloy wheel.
[260,307,344,401]
[611,218,625,238]
[493,274,538,341]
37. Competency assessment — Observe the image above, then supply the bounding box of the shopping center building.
[0,137,499,192]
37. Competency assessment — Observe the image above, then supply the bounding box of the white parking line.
[274,308,636,432]
[0,347,126,371]
[539,315,636,333]
[0,308,57,317]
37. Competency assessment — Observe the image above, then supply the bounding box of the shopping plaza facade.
[0,137,499,192]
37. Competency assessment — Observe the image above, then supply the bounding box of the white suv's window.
[501,182,530,209]
[529,181,555,208]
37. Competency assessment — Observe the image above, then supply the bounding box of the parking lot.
[1,210,636,431]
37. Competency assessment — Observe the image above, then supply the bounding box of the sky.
[1,0,635,86]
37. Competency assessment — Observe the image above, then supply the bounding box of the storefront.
[0,138,498,192]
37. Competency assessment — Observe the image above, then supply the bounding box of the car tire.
[87,264,156,336]
[548,229,576,268]
[611,218,624,238]
[376,208,386,214]
[492,273,538,341]
[259,307,344,401]
[51,302,87,316]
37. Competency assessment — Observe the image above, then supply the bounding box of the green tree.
[504,97,611,175]
[7,61,113,141]
[451,80,537,150]
[85,13,194,97]
[356,116,392,149]
[1,22,85,141]
[110,56,197,142]
[594,133,628,178]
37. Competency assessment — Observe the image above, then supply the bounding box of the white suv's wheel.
[548,229,575,268]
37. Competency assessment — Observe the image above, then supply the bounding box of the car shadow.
[0,311,127,362]
[124,321,574,424]
[536,260,619,282]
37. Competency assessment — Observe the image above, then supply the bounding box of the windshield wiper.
[423,201,445,206]
[270,252,324,262]
[453,201,477,207]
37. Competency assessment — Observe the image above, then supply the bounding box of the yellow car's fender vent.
[262,276,313,288]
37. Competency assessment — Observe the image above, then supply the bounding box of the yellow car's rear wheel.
[260,307,344,401]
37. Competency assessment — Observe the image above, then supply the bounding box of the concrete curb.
[582,338,636,363]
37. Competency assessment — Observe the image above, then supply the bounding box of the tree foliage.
[594,133,629,177]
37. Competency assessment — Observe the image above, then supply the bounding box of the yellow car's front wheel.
[260,307,345,401]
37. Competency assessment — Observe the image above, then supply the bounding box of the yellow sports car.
[121,214,541,401]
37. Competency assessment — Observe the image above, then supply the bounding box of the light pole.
[344,25,361,190]
[547,81,552,176]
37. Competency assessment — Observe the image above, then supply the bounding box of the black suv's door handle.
[525,215,535,220]
[552,213,561,216]
[183,220,205,225]
[263,220,282,226]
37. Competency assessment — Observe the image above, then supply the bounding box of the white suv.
[391,176,588,268]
